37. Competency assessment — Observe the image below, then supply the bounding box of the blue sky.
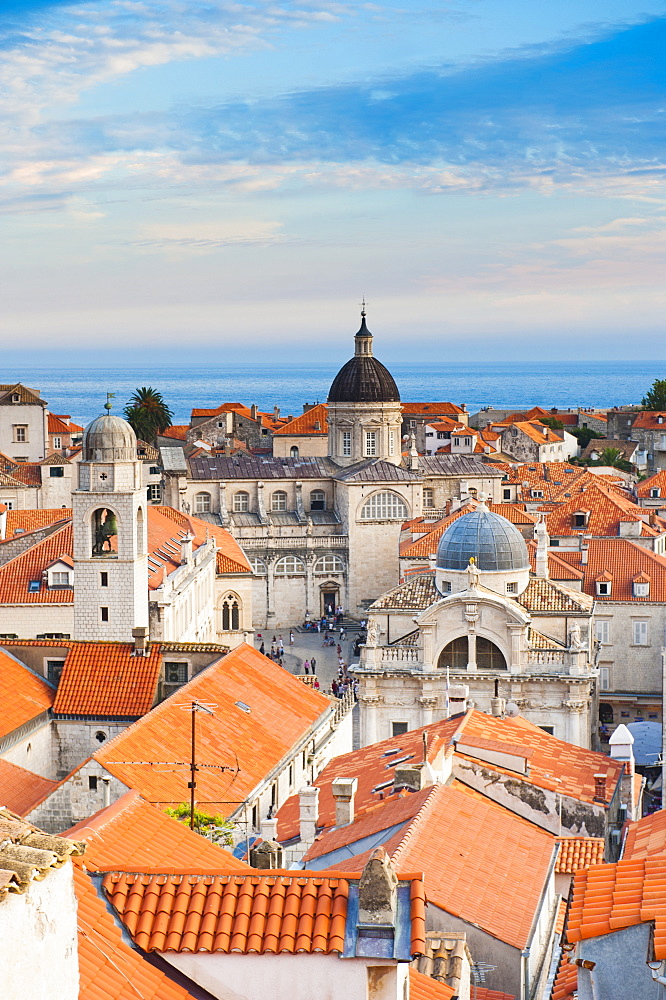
[1,1,665,363]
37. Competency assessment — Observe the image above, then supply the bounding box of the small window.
[95,731,107,743]
[310,489,326,511]
[271,490,287,512]
[49,466,64,477]
[392,722,409,737]
[595,620,610,644]
[503,488,511,500]
[11,394,20,403]
[599,667,610,690]
[531,490,544,499]
[423,488,434,508]
[388,429,395,456]
[28,580,41,593]
[146,483,161,502]
[275,555,305,576]
[365,430,377,457]
[538,726,554,735]
[650,488,661,498]
[50,571,70,587]
[290,446,299,459]
[573,512,588,528]
[100,572,108,587]
[464,437,471,447]
[443,581,452,593]
[88,776,98,791]
[314,555,345,574]
[46,659,64,684]
[506,582,517,594]
[634,581,650,597]
[195,491,211,513]
[233,491,249,513]
[342,431,352,457]
[100,607,109,622]
[596,581,611,597]
[149,466,160,475]
[164,661,188,685]
[221,594,240,630]
[13,425,27,443]
[249,557,267,575]
[360,492,408,521]
[633,620,649,646]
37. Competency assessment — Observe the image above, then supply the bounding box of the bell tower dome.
[72,398,149,641]
[327,306,402,466]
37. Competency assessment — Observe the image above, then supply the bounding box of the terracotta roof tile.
[75,862,193,1000]
[103,870,350,954]
[0,759,58,815]
[53,642,163,717]
[623,810,666,860]
[555,837,605,873]
[556,537,666,602]
[637,469,666,498]
[408,969,456,999]
[551,952,577,1000]
[4,508,73,538]
[95,644,331,815]
[66,790,249,872]
[332,782,556,951]
[567,856,666,956]
[401,502,536,560]
[273,404,328,436]
[152,505,251,576]
[632,411,666,429]
[545,481,660,538]
[516,578,594,614]
[369,572,439,610]
[471,991,516,1000]
[503,421,564,446]
[160,425,188,441]
[526,541,584,581]
[0,522,73,603]
[0,648,54,737]
[402,402,464,415]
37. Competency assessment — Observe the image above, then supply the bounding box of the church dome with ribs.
[327,313,400,404]
[83,412,137,462]
[437,504,530,573]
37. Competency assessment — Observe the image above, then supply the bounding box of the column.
[420,623,436,670]
[266,554,276,620]
[218,482,230,527]
[419,694,439,727]
[465,603,478,672]
[305,553,315,618]
[507,624,525,673]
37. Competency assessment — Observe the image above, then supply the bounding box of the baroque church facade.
[161,312,505,624]
[355,504,600,749]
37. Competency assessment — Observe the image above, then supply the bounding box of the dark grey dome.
[328,315,400,404]
[83,413,137,462]
[437,506,530,572]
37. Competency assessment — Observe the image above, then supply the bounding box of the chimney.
[251,404,259,421]
[179,533,194,565]
[448,684,469,715]
[534,513,550,579]
[593,773,607,803]
[394,765,426,791]
[358,848,398,928]
[101,775,111,808]
[131,627,149,656]
[580,533,590,565]
[260,817,278,842]
[609,724,635,775]
[273,405,280,420]
[299,785,319,843]
[332,776,357,826]
[249,840,283,869]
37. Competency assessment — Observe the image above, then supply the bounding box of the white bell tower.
[72,399,148,641]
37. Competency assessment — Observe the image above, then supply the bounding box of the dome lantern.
[327,308,400,404]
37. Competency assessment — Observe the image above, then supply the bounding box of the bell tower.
[72,399,148,641]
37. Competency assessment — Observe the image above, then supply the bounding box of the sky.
[1,0,665,364]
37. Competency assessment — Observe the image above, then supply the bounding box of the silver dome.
[83,413,137,462]
[437,506,530,572]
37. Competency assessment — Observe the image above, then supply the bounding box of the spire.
[104,392,116,413]
[354,299,373,357]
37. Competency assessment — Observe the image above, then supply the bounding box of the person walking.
[310,656,317,674]
[303,659,311,675]
[289,631,294,646]
[259,642,265,656]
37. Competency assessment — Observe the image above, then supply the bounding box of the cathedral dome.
[83,412,137,462]
[328,313,400,404]
[437,504,530,573]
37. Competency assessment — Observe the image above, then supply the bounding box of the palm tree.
[594,447,633,473]
[124,387,173,443]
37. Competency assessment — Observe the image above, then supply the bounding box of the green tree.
[124,387,173,443]
[164,803,235,845]
[539,416,564,430]
[589,447,633,473]
[642,379,666,410]
[570,426,603,449]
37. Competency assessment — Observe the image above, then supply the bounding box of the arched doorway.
[437,635,507,671]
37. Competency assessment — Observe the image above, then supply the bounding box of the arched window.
[360,492,408,521]
[92,508,118,556]
[195,492,211,514]
[271,490,287,512]
[437,636,507,671]
[314,555,345,574]
[136,506,145,554]
[250,557,267,575]
[290,446,299,459]
[221,593,240,631]
[310,489,326,511]
[275,555,305,576]
[233,491,249,513]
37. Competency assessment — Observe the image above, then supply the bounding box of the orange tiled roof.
[332,781,556,951]
[53,641,163,717]
[4,507,71,538]
[0,521,73,603]
[402,402,464,415]
[95,644,331,814]
[545,481,660,538]
[400,500,531,560]
[409,969,455,1000]
[48,413,73,435]
[556,537,666,602]
[149,506,251,580]
[160,424,188,441]
[526,541,585,581]
[637,469,666,498]
[623,809,666,859]
[555,837,605,873]
[0,758,58,815]
[0,647,54,737]
[273,403,328,436]
[552,953,578,1000]
[8,463,42,486]
[74,862,193,1000]
[567,856,666,956]
[66,790,250,872]
[632,411,666,429]
[102,870,351,954]
[503,420,564,446]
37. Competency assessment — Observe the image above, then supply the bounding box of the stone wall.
[27,759,130,834]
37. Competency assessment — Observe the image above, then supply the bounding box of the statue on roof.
[467,556,480,590]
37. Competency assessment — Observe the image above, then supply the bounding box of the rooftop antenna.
[108,700,239,831]
[104,392,116,413]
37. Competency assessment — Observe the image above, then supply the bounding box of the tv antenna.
[108,700,239,830]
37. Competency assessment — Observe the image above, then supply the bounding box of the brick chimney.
[249,840,283,869]
[593,773,607,803]
[131,627,149,656]
[332,777,357,826]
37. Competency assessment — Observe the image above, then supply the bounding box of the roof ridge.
[389,784,447,866]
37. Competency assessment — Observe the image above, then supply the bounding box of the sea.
[2,360,661,426]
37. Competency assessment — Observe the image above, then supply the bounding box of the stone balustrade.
[239,535,348,550]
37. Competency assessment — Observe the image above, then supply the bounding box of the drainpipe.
[521,947,530,1000]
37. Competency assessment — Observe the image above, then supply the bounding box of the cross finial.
[104,392,116,413]
[360,297,366,318]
